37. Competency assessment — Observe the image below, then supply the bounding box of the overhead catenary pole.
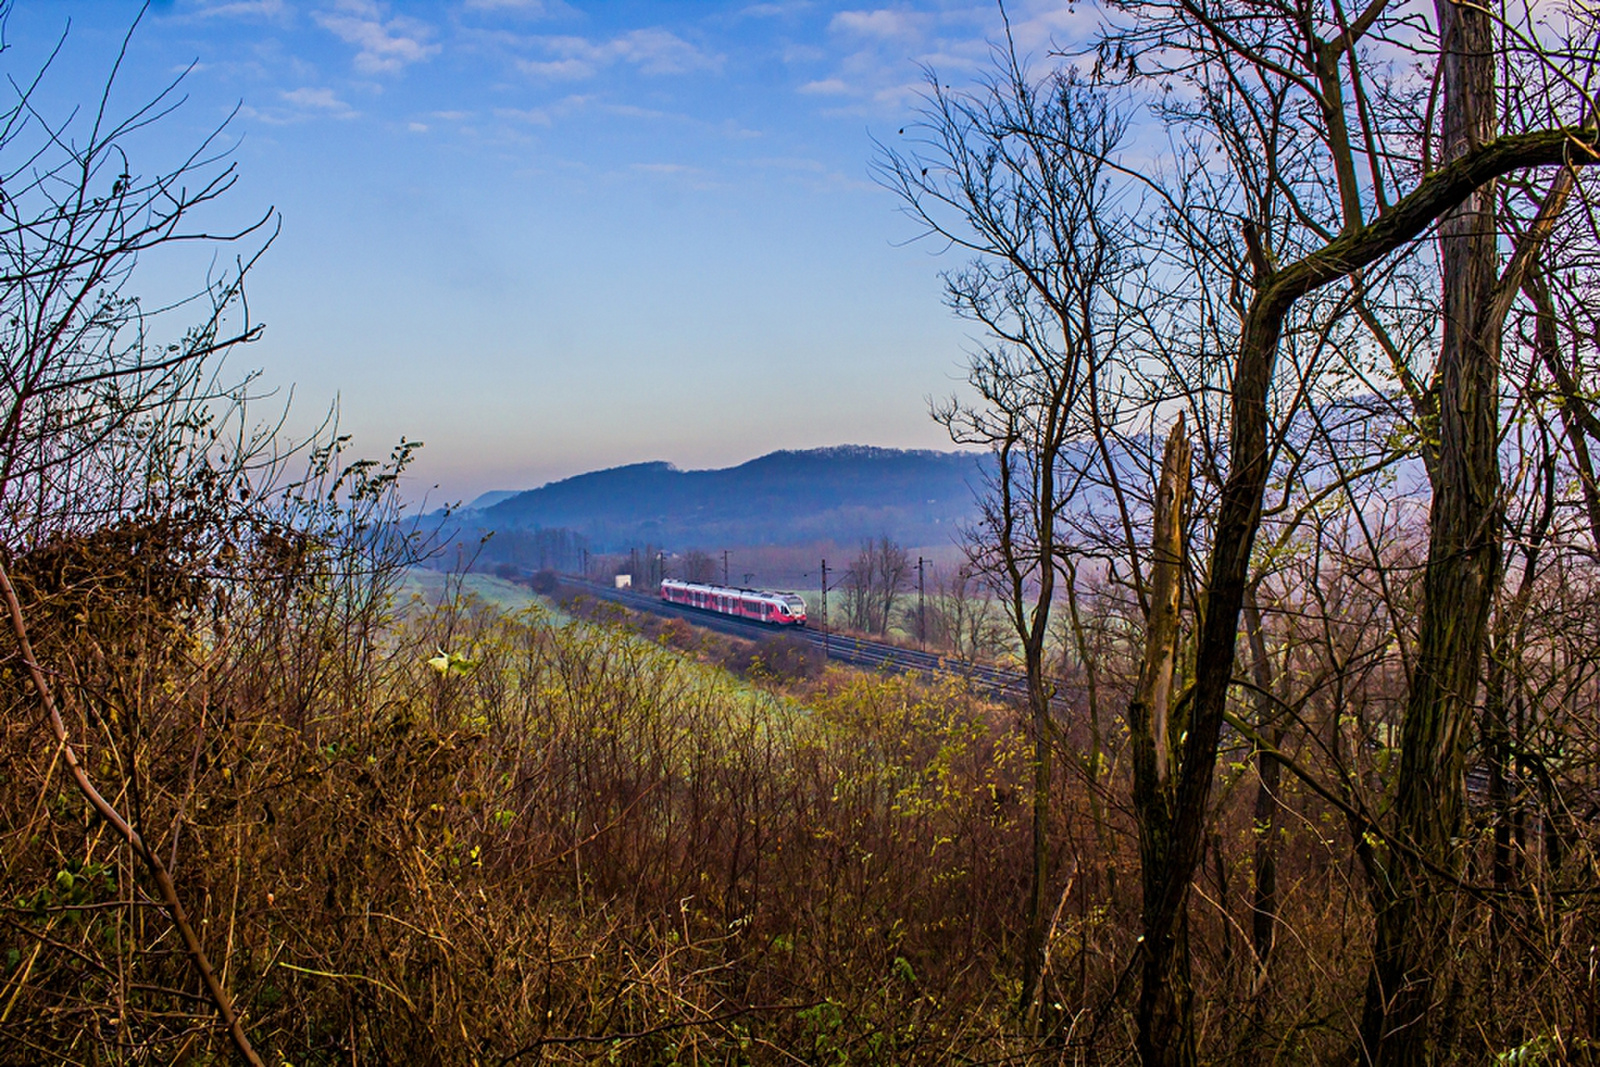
[820,558,829,659]
[722,549,730,586]
[918,556,927,650]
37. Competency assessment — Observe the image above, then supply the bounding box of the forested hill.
[473,446,986,550]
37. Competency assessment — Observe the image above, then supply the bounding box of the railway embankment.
[550,574,1033,705]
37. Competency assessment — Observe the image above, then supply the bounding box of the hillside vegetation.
[7,4,1600,1065]
[3,555,1066,1063]
[467,447,985,551]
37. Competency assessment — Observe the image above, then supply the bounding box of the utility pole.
[820,558,829,658]
[581,548,588,579]
[722,549,730,586]
[918,556,927,650]
[658,551,667,588]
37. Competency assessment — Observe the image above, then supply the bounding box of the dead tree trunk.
[1130,417,1195,1067]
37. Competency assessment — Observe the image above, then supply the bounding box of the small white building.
[614,574,632,589]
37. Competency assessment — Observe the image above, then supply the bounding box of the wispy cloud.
[746,154,873,193]
[281,86,352,110]
[798,77,851,95]
[463,0,578,14]
[829,9,928,42]
[314,0,440,73]
[494,105,555,125]
[629,161,724,191]
[240,85,359,123]
[515,28,722,80]
[485,95,755,144]
[191,0,291,18]
[517,57,594,79]
[801,4,1094,118]
[491,94,597,127]
[738,1,816,16]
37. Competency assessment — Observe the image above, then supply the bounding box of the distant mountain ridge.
[474,445,986,551]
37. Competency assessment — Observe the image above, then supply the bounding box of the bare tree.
[681,549,717,584]
[1086,0,1600,1054]
[0,24,271,543]
[880,46,1139,1017]
[842,536,910,634]
[0,13,278,1062]
[926,563,1008,661]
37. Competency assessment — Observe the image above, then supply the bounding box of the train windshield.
[784,596,805,610]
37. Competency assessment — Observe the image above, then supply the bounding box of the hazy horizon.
[7,1,1090,503]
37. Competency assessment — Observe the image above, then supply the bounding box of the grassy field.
[398,567,551,614]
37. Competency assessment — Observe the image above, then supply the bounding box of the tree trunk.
[1240,588,1285,1064]
[1130,418,1195,1067]
[1021,638,1054,1018]
[1361,2,1500,1059]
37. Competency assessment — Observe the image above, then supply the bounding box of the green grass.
[398,568,547,614]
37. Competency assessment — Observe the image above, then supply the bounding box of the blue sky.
[6,1,1090,503]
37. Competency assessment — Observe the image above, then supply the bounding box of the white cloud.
[615,28,719,73]
[516,56,596,79]
[464,0,579,14]
[314,1,441,73]
[830,9,926,41]
[604,102,674,120]
[240,85,359,123]
[516,28,721,80]
[281,86,350,109]
[192,0,291,17]
[798,77,852,95]
[739,1,815,15]
[492,95,596,126]
[871,82,924,109]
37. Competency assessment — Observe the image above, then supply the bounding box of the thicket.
[3,559,1058,1062]
[8,2,1600,1063]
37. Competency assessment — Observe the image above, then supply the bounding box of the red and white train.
[660,579,808,627]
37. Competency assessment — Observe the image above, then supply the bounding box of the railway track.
[552,574,1499,798]
[555,576,1032,701]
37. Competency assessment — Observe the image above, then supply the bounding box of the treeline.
[874,0,1600,1060]
[432,525,590,579]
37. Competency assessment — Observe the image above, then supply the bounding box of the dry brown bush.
[1,556,1094,1063]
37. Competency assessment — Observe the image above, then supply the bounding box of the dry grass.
[3,537,1597,1064]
